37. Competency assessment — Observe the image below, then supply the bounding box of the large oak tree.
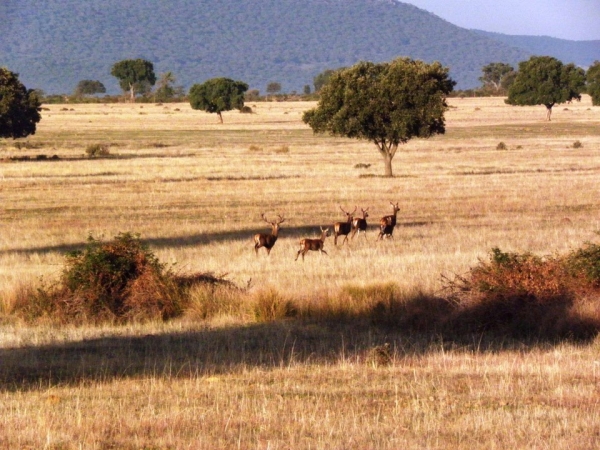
[0,67,42,139]
[506,56,586,121]
[302,58,455,177]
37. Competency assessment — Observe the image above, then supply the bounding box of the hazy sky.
[401,0,600,41]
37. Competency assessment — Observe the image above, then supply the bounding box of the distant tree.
[313,69,339,93]
[303,58,455,177]
[154,71,183,102]
[74,80,106,97]
[585,61,600,106]
[0,67,42,139]
[110,59,157,102]
[189,77,249,123]
[506,56,586,120]
[479,63,514,94]
[303,85,311,95]
[245,89,260,101]
[266,82,281,97]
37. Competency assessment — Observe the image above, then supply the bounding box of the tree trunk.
[383,153,393,177]
[545,103,554,121]
[129,83,135,103]
[217,112,223,124]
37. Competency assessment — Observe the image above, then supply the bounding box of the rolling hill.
[0,0,592,95]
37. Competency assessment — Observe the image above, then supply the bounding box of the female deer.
[295,227,330,261]
[254,213,285,255]
[351,207,369,240]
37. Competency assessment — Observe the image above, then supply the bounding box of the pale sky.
[401,0,600,41]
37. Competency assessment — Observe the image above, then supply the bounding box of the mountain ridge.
[0,0,593,95]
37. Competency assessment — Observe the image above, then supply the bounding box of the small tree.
[479,62,515,94]
[189,78,249,123]
[506,56,586,120]
[110,59,157,102]
[303,85,311,95]
[586,61,600,106]
[303,58,455,177]
[0,67,42,139]
[74,80,106,97]
[266,82,281,98]
[154,71,183,102]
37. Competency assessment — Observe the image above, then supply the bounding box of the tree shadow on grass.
[1,292,597,392]
[0,225,375,257]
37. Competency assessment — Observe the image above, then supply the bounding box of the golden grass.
[1,96,600,448]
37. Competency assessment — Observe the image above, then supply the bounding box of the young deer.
[377,202,400,240]
[253,213,285,256]
[295,227,330,261]
[351,207,369,240]
[333,205,356,245]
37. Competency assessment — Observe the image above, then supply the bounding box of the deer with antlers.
[295,227,330,261]
[253,213,285,256]
[351,207,369,240]
[377,202,400,240]
[333,206,356,245]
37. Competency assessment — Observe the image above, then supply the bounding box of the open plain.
[1,97,600,449]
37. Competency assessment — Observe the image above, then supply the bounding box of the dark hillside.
[1,0,532,94]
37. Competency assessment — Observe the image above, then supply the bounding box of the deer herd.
[253,202,401,261]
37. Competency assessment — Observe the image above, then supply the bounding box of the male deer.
[351,207,369,240]
[333,206,356,245]
[295,227,330,261]
[253,213,285,256]
[377,202,400,240]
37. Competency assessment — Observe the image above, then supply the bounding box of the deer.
[333,206,356,245]
[295,227,330,261]
[351,207,369,240]
[377,202,400,240]
[253,213,285,256]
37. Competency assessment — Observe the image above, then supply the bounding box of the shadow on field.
[1,292,598,392]
[2,223,418,256]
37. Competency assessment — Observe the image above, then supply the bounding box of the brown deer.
[351,207,369,240]
[333,206,356,245]
[253,213,285,255]
[295,227,330,261]
[377,202,400,240]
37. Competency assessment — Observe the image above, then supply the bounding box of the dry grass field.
[1,96,600,449]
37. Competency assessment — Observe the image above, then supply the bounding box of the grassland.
[1,97,600,449]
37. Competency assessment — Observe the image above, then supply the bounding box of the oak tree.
[302,58,455,177]
[0,67,42,139]
[506,56,585,120]
[110,59,157,102]
[586,61,600,106]
[189,78,248,123]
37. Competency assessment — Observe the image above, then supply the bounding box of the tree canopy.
[74,80,106,97]
[505,56,586,120]
[188,78,249,123]
[302,58,455,177]
[110,59,156,102]
[586,61,600,106]
[0,67,42,139]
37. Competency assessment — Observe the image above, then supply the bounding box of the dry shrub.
[16,233,228,324]
[445,247,600,340]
